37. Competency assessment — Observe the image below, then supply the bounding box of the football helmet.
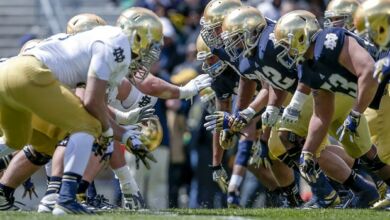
[117,7,163,82]
[274,10,321,69]
[324,0,360,30]
[196,34,227,78]
[19,39,41,54]
[200,0,242,49]
[354,0,390,50]
[221,6,267,61]
[139,118,163,152]
[66,13,107,34]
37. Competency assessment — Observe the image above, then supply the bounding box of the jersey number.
[254,66,296,90]
[322,74,357,97]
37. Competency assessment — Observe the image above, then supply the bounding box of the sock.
[44,160,52,179]
[280,182,303,206]
[0,154,13,172]
[77,180,90,194]
[113,166,139,195]
[58,172,82,203]
[45,176,62,195]
[310,172,336,200]
[63,133,94,175]
[228,174,243,191]
[87,181,97,200]
[235,140,253,166]
[344,170,376,193]
[0,183,15,198]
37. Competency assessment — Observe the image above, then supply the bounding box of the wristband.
[102,127,113,137]
[290,91,309,111]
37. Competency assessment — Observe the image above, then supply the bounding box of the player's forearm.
[267,86,287,108]
[236,77,257,111]
[303,115,330,154]
[212,98,231,165]
[248,86,269,112]
[136,74,180,99]
[212,131,224,166]
[84,98,110,131]
[354,73,378,113]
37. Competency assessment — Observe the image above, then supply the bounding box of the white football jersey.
[24,26,131,89]
[109,85,157,112]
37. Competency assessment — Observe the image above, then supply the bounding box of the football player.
[37,11,212,212]
[200,0,286,208]
[324,0,360,31]
[274,10,390,207]
[215,6,362,208]
[354,0,390,209]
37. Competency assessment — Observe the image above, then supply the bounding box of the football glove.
[261,106,280,127]
[97,127,114,152]
[299,151,319,184]
[211,164,229,193]
[219,129,236,149]
[115,104,155,125]
[230,107,256,132]
[204,111,233,131]
[282,105,300,124]
[336,110,361,143]
[250,140,272,169]
[122,125,157,169]
[179,74,212,99]
[373,57,390,84]
[22,178,38,200]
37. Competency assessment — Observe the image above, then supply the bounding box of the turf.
[1,209,390,220]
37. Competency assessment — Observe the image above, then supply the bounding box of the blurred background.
[3,0,328,210]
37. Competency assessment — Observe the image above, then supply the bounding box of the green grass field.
[1,209,390,220]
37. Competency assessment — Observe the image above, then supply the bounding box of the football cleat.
[52,201,95,215]
[0,190,22,211]
[301,191,341,209]
[88,194,117,211]
[372,188,390,209]
[350,188,379,208]
[123,191,146,210]
[37,193,59,213]
[227,191,241,208]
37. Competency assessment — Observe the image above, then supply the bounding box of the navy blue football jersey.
[211,65,239,100]
[221,19,299,93]
[299,28,359,98]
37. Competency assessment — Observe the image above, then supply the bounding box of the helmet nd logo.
[324,33,338,50]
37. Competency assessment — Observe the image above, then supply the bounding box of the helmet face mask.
[202,58,227,78]
[200,17,224,49]
[196,34,227,78]
[324,13,354,30]
[324,0,360,31]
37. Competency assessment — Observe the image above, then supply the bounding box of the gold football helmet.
[274,10,321,69]
[139,118,163,152]
[117,7,163,82]
[19,39,41,54]
[66,13,107,34]
[324,0,360,30]
[196,34,227,78]
[221,6,266,61]
[200,0,242,48]
[354,0,390,50]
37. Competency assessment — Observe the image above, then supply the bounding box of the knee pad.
[359,154,386,172]
[235,140,253,166]
[23,145,52,166]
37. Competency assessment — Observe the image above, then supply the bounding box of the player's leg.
[268,127,303,207]
[110,141,145,209]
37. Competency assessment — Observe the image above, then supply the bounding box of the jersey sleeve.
[314,28,345,64]
[88,41,111,81]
